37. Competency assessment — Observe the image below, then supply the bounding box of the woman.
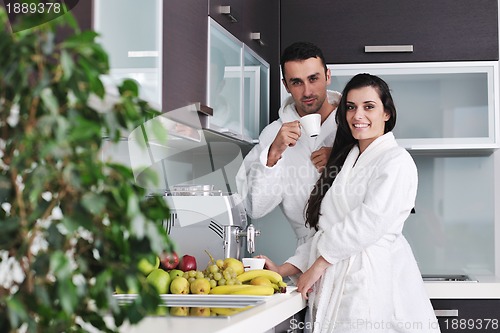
[260,74,440,332]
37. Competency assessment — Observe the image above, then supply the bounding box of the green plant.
[0,7,174,333]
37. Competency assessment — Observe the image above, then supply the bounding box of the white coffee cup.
[242,258,265,271]
[300,113,321,137]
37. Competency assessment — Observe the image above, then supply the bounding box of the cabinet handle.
[251,32,265,46]
[434,309,459,317]
[364,45,414,53]
[220,5,238,23]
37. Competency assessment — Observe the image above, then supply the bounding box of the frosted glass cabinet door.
[94,0,162,105]
[243,45,269,142]
[208,19,243,137]
[325,62,499,150]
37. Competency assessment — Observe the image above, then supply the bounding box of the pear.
[223,258,244,276]
[169,269,184,280]
[189,307,211,317]
[170,306,189,316]
[250,276,273,287]
[170,276,190,294]
[146,268,171,294]
[190,278,211,295]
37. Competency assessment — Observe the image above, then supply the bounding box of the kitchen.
[94,0,500,332]
[5,0,500,332]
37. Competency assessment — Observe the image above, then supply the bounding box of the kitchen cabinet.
[93,0,208,112]
[432,299,500,333]
[210,0,280,120]
[313,61,500,151]
[208,18,270,143]
[281,0,499,64]
[209,0,279,64]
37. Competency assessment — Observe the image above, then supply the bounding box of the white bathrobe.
[286,132,440,333]
[235,91,341,245]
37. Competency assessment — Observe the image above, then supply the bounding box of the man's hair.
[280,41,327,78]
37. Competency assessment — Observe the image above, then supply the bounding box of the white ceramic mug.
[300,113,321,137]
[242,258,265,271]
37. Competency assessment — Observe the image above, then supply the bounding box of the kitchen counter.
[104,278,500,333]
[117,287,306,333]
[424,275,500,299]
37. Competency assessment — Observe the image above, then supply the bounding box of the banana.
[211,306,251,316]
[210,284,275,296]
[227,285,275,296]
[210,285,254,295]
[236,269,283,284]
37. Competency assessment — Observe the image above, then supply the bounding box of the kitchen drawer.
[431,299,500,333]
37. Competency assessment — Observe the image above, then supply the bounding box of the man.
[236,41,340,247]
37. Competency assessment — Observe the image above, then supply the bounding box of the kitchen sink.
[422,274,478,282]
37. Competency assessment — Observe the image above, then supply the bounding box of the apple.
[146,268,171,294]
[138,256,160,276]
[169,269,184,280]
[178,254,197,272]
[160,251,179,270]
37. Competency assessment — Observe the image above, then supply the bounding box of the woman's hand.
[296,256,331,300]
[255,255,301,277]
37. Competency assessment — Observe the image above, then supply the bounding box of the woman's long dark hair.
[305,73,397,230]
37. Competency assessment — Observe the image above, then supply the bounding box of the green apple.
[138,256,160,276]
[169,269,184,280]
[169,276,189,294]
[190,278,211,294]
[146,268,171,294]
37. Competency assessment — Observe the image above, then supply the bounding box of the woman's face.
[345,86,390,153]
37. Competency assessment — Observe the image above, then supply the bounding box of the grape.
[223,271,231,281]
[235,280,242,285]
[224,267,234,275]
[196,271,204,279]
[188,270,197,278]
[226,279,235,286]
[209,264,219,274]
[218,278,226,286]
[188,277,196,283]
[216,259,224,268]
[209,280,217,288]
[213,272,222,281]
[183,272,189,279]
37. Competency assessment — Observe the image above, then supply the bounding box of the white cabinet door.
[280,62,499,151]
[94,0,162,106]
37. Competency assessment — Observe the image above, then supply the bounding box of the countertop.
[424,275,500,299]
[106,278,500,333]
[117,287,306,333]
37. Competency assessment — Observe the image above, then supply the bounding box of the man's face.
[282,57,331,117]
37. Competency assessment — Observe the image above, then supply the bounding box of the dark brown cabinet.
[281,0,499,64]
[209,0,280,120]
[431,299,500,333]
[163,0,208,112]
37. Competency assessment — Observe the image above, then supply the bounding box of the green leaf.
[81,192,106,215]
[60,50,74,81]
[118,79,139,97]
[40,88,59,115]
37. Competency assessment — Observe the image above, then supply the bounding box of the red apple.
[178,254,197,272]
[160,251,179,270]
